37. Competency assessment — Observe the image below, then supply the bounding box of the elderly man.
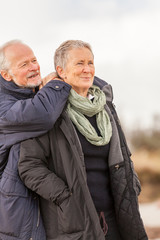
[0,40,71,240]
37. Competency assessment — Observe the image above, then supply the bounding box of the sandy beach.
[140,201,160,240]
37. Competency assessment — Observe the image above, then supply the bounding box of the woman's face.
[61,47,95,97]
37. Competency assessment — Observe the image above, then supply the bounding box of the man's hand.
[40,72,63,89]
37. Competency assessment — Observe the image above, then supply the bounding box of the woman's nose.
[83,65,91,72]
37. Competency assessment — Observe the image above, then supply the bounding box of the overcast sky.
[1,0,160,130]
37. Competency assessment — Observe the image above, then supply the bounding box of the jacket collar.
[0,74,36,99]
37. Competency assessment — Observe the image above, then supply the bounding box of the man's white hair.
[0,40,22,71]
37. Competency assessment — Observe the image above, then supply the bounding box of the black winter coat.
[19,77,148,240]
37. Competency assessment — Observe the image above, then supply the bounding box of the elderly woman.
[19,40,148,240]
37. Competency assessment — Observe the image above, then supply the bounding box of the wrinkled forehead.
[66,47,94,62]
[5,43,33,55]
[4,43,35,66]
[67,46,93,55]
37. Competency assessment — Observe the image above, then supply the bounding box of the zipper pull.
[115,164,120,170]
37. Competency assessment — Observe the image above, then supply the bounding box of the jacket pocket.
[0,173,33,237]
[120,145,141,196]
[0,192,27,237]
[57,193,84,234]
[110,162,127,200]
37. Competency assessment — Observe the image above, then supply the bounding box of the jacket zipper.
[37,198,40,227]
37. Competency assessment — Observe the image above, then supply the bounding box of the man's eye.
[77,62,83,65]
[32,59,37,63]
[21,63,27,67]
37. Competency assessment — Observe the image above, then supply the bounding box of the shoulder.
[93,76,108,88]
[93,76,113,102]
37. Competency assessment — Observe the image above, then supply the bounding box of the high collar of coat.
[93,76,113,103]
[0,74,37,100]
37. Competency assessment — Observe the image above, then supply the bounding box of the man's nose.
[29,62,39,71]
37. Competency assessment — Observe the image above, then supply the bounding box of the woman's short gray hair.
[54,40,94,70]
[0,40,22,71]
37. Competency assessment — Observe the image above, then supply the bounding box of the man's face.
[4,43,41,88]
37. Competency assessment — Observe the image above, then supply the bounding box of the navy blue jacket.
[0,75,71,240]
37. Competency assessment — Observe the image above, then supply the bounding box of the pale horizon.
[1,0,160,129]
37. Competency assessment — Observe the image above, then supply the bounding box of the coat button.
[55,85,59,89]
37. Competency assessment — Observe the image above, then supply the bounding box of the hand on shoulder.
[40,72,63,89]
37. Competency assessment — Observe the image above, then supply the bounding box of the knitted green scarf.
[66,85,112,146]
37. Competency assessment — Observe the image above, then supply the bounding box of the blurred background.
[0,0,160,238]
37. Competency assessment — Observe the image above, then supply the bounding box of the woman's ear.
[56,66,66,80]
[1,70,12,81]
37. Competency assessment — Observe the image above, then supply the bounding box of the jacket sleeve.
[0,80,71,132]
[18,135,71,205]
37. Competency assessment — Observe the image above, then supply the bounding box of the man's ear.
[56,66,66,80]
[0,70,12,81]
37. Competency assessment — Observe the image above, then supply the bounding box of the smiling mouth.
[28,73,39,79]
[81,76,92,80]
